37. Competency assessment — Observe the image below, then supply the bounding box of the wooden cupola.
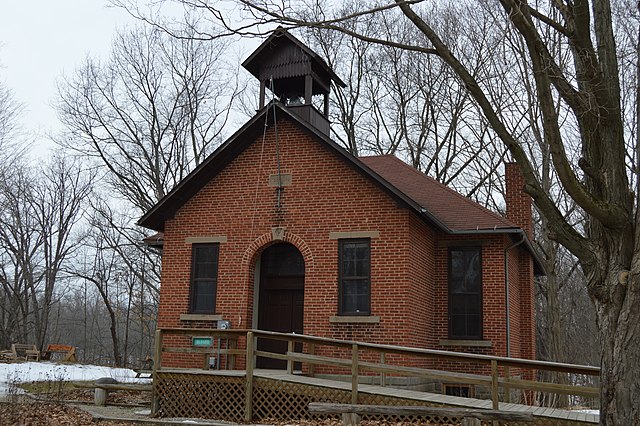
[242,28,346,136]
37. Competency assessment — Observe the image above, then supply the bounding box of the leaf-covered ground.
[0,402,131,425]
[1,387,460,425]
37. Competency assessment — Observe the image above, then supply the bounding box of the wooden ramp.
[255,370,599,424]
[154,369,598,425]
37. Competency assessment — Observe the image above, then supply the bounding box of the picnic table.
[41,344,76,362]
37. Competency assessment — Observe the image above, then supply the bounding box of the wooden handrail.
[152,326,600,417]
[157,327,599,376]
[246,329,599,375]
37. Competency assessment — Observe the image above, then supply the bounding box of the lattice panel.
[155,372,245,422]
[253,377,352,420]
[254,380,470,425]
[358,394,460,424]
[155,373,596,426]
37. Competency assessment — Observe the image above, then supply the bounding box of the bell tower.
[242,28,346,136]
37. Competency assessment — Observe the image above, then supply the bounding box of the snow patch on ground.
[0,361,149,395]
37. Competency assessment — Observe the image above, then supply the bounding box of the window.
[448,247,482,339]
[190,244,219,314]
[339,239,371,315]
[444,384,473,398]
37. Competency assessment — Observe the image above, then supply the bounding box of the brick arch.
[240,231,315,277]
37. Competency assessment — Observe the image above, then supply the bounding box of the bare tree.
[56,25,242,213]
[31,156,92,350]
[300,6,508,207]
[613,0,640,205]
[55,25,242,362]
[116,0,640,422]
[0,83,25,349]
[488,2,599,406]
[0,155,91,350]
[0,165,36,347]
[65,195,160,367]
[0,83,22,159]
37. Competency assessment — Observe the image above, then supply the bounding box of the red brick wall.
[155,118,536,370]
[508,244,521,358]
[407,214,436,349]
[519,247,536,364]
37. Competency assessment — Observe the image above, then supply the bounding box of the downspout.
[504,232,526,358]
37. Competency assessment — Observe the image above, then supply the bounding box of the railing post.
[504,366,511,403]
[154,329,163,371]
[287,339,294,374]
[351,343,359,404]
[230,338,237,370]
[380,352,387,387]
[491,359,499,410]
[308,343,316,377]
[151,329,163,415]
[245,331,255,422]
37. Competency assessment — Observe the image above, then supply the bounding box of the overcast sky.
[0,1,136,155]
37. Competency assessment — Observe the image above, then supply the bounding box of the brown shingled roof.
[359,155,518,232]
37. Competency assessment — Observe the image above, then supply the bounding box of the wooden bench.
[308,403,534,426]
[72,379,153,406]
[41,344,77,362]
[11,344,40,361]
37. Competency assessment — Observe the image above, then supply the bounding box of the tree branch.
[394,0,595,263]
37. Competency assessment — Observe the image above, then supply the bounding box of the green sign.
[192,337,213,347]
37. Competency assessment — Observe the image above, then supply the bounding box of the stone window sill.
[329,316,380,324]
[180,314,223,322]
[439,339,492,348]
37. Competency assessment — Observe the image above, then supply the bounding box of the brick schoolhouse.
[139,29,542,372]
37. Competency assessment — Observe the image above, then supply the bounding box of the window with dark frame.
[338,239,371,315]
[189,243,219,314]
[444,384,473,398]
[448,247,482,339]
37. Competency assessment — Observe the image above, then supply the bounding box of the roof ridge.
[360,154,518,229]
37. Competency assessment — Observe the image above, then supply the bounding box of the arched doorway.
[256,242,305,369]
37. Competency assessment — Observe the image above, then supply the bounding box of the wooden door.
[256,243,304,369]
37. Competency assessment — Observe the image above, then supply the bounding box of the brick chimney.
[505,162,532,238]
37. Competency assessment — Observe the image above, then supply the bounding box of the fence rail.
[152,328,600,421]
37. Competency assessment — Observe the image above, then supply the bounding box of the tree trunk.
[97,281,123,367]
[594,263,640,424]
[106,301,122,367]
[123,281,133,368]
